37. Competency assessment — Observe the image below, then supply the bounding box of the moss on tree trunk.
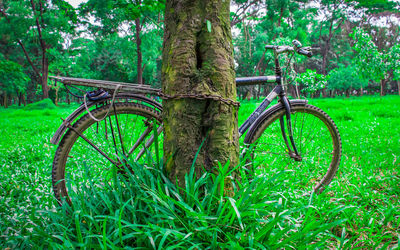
[162,0,239,186]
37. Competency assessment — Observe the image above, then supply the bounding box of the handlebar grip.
[297,48,313,58]
[292,40,302,48]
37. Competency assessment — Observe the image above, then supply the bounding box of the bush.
[23,99,57,110]
[327,65,368,92]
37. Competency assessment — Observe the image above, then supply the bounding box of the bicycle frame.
[236,46,304,159]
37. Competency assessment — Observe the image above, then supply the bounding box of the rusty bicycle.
[51,40,341,204]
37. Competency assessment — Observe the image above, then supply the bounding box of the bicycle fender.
[243,99,308,144]
[50,93,162,145]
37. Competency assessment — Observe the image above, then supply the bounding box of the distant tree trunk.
[41,56,49,98]
[288,84,296,98]
[3,93,8,108]
[66,93,70,105]
[398,81,400,95]
[135,17,143,85]
[17,92,22,106]
[55,87,59,106]
[380,78,387,96]
[162,0,239,187]
[21,93,26,106]
[345,89,350,97]
[321,89,327,98]
[256,85,261,100]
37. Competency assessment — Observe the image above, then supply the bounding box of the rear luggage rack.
[49,76,161,95]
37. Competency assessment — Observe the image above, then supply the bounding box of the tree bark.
[135,17,143,85]
[398,81,400,96]
[41,56,49,98]
[162,0,238,187]
[31,0,49,98]
[55,87,59,106]
[3,93,8,108]
[17,92,22,106]
[66,93,71,105]
[21,93,26,106]
[380,78,387,96]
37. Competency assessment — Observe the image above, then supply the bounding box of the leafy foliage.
[0,56,28,95]
[1,0,399,103]
[350,27,385,83]
[327,65,368,92]
[296,69,328,93]
[388,44,400,81]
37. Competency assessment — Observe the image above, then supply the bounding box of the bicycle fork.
[279,96,302,161]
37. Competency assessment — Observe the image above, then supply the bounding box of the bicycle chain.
[156,91,240,107]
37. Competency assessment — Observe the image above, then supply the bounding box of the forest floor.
[0,95,399,248]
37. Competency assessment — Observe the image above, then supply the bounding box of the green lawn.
[0,96,399,248]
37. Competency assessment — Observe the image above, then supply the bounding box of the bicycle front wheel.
[245,104,341,194]
[52,102,162,204]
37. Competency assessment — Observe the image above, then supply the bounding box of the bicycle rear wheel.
[52,102,162,204]
[245,104,341,194]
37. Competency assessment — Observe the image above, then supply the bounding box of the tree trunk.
[3,93,8,108]
[135,18,143,85]
[321,88,327,98]
[288,84,296,98]
[18,92,22,106]
[162,0,238,187]
[398,81,400,96]
[41,56,49,98]
[55,87,59,106]
[66,93,71,105]
[21,93,26,106]
[380,78,387,96]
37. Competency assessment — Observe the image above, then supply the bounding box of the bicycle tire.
[244,104,341,194]
[52,102,162,204]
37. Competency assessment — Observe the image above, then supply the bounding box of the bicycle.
[50,40,342,205]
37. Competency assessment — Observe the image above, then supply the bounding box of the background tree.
[0,0,399,106]
[350,27,399,96]
[162,0,239,186]
[327,65,368,97]
[80,0,164,85]
[389,44,400,95]
[0,56,28,107]
[0,0,77,99]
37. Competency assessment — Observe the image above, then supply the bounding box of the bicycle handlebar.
[297,47,313,58]
[265,41,313,58]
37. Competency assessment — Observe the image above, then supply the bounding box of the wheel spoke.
[70,125,119,166]
[113,104,126,156]
[53,102,161,204]
[246,105,341,193]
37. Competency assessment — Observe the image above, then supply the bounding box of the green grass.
[0,95,399,248]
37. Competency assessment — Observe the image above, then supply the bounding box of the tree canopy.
[0,0,399,106]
